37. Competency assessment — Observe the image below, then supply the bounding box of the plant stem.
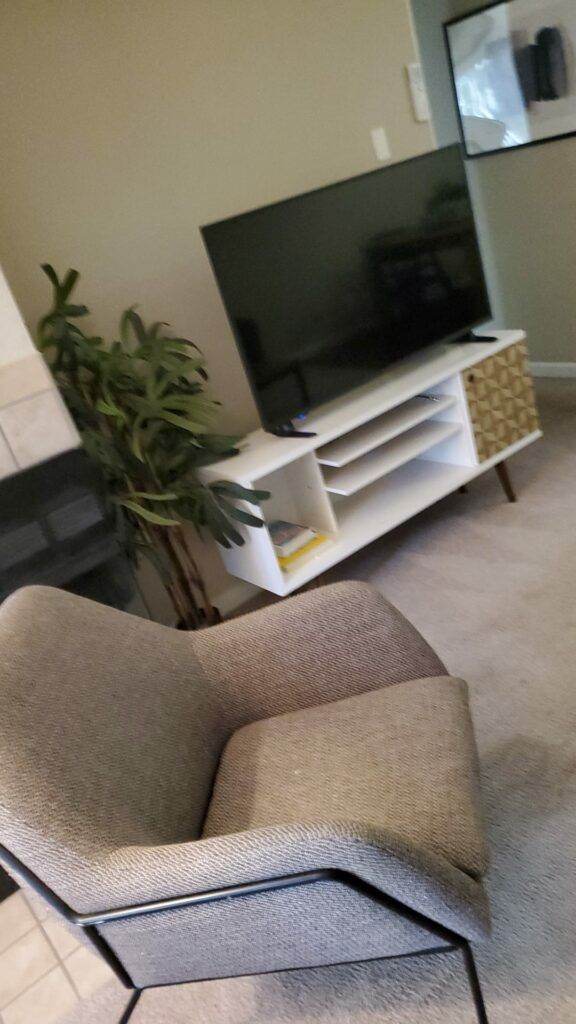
[172,526,219,625]
[152,526,203,629]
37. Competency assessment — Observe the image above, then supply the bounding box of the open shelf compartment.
[257,453,337,535]
[281,458,471,593]
[322,420,462,497]
[316,394,457,467]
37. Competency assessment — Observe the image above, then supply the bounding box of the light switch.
[371,126,391,162]
[407,63,431,122]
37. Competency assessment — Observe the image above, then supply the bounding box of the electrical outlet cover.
[370,126,391,162]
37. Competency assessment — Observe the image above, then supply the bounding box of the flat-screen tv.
[202,143,491,433]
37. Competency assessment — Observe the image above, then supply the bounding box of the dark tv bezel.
[201,143,491,432]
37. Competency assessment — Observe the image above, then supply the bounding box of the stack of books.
[268,520,329,572]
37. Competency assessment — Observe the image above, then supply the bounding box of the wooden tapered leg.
[494,461,517,503]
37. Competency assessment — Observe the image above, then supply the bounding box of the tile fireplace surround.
[0,267,79,480]
[0,264,136,616]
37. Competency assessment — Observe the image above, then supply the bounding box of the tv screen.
[202,143,491,431]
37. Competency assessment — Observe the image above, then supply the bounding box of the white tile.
[22,892,51,923]
[0,268,36,368]
[0,389,79,470]
[0,928,57,1008]
[41,917,79,959]
[63,944,115,999]
[2,967,77,1024]
[0,354,53,409]
[0,893,36,955]
[0,427,16,480]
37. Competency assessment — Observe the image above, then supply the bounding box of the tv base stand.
[200,331,541,596]
[270,423,318,438]
[451,330,499,344]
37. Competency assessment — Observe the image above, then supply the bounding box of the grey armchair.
[0,581,490,1023]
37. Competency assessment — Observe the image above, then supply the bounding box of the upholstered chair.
[0,582,490,1023]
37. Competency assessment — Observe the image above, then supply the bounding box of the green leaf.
[125,307,147,343]
[113,498,180,527]
[119,307,136,344]
[211,480,270,504]
[129,416,146,463]
[41,263,60,291]
[130,491,179,502]
[204,434,241,451]
[215,498,264,528]
[61,303,89,318]
[159,410,211,434]
[203,499,244,548]
[96,399,125,419]
[148,321,167,340]
[168,336,204,355]
[81,430,126,476]
[159,394,212,414]
[60,269,80,302]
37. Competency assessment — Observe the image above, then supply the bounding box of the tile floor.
[0,890,115,1023]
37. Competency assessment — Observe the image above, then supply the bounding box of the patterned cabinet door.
[464,341,540,463]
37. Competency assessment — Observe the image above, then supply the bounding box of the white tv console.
[200,330,541,596]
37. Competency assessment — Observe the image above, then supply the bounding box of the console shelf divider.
[322,420,462,496]
[316,394,457,468]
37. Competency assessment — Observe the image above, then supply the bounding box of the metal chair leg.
[462,943,490,1024]
[118,989,142,1024]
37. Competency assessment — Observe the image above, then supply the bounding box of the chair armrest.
[94,820,489,943]
[192,581,446,724]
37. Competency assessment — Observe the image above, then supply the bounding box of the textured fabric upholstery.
[0,585,227,896]
[0,580,490,989]
[203,677,489,878]
[94,815,490,985]
[192,581,447,724]
[99,817,490,929]
[101,877,451,988]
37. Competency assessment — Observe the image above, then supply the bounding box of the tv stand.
[451,330,499,344]
[200,331,541,596]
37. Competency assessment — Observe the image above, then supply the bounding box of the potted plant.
[37,265,268,628]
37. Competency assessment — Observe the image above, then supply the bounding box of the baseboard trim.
[530,361,576,378]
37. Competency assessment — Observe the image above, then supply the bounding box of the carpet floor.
[64,379,576,1024]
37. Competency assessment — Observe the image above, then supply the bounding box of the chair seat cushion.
[202,676,489,879]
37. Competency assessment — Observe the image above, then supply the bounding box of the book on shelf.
[268,520,316,558]
[276,533,329,571]
[268,520,330,571]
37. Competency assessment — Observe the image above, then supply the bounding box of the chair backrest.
[0,586,226,905]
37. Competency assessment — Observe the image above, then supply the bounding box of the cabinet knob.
[468,373,475,383]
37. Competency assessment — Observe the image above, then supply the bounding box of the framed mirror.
[445,0,576,157]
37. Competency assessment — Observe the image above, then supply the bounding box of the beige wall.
[0,0,431,610]
[0,0,431,433]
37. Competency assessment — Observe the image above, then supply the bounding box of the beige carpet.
[64,379,576,1023]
